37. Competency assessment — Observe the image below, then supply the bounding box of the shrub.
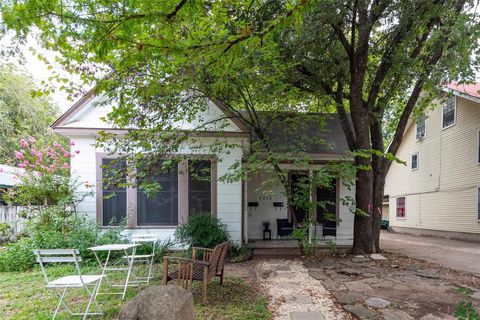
[228,242,253,263]
[0,222,14,244]
[174,213,230,248]
[0,216,125,272]
[0,237,36,272]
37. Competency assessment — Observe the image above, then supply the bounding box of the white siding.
[64,97,242,132]
[385,96,480,234]
[70,135,245,242]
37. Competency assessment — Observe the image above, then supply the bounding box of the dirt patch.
[307,252,480,319]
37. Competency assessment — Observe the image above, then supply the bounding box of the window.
[98,155,217,227]
[411,153,419,170]
[442,96,456,128]
[137,163,179,226]
[396,197,406,218]
[416,115,426,140]
[101,158,127,226]
[188,160,212,217]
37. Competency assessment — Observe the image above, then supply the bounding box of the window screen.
[443,97,455,128]
[411,153,418,170]
[188,160,212,217]
[137,162,178,226]
[102,158,127,226]
[416,115,426,139]
[396,197,406,218]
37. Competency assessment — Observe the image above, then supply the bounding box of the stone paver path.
[256,259,352,320]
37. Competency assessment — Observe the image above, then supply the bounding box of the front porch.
[249,239,353,258]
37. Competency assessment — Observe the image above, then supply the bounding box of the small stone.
[339,268,362,276]
[415,270,440,279]
[472,291,480,300]
[381,309,415,320]
[391,264,399,268]
[318,258,334,269]
[290,311,325,320]
[304,261,321,270]
[419,314,446,320]
[333,291,362,305]
[365,297,391,309]
[361,273,376,278]
[340,260,356,267]
[322,279,347,291]
[344,305,377,319]
[309,271,329,281]
[352,256,370,263]
[370,254,387,261]
[345,280,374,293]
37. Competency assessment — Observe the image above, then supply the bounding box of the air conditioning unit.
[416,131,425,140]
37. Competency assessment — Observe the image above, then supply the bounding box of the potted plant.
[262,220,270,231]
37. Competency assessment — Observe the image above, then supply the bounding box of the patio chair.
[33,249,104,320]
[123,234,159,285]
[322,221,337,239]
[162,241,229,304]
[276,218,293,238]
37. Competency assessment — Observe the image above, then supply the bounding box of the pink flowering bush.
[13,136,79,176]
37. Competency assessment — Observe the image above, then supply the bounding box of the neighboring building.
[51,94,355,245]
[385,83,480,241]
[0,164,22,205]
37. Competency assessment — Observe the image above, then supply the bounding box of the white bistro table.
[89,243,139,300]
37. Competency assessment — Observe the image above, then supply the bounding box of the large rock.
[119,285,195,320]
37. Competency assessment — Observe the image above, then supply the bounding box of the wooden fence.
[0,206,27,236]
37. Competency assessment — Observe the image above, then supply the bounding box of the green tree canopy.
[1,0,478,253]
[0,63,60,163]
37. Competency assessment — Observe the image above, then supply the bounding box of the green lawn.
[0,264,271,320]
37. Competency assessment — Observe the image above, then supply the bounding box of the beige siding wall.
[385,96,480,234]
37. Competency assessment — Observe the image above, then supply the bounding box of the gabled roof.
[51,92,250,132]
[445,82,480,103]
[244,111,349,155]
[51,89,96,128]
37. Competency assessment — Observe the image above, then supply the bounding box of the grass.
[0,264,271,320]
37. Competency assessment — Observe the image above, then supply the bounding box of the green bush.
[0,216,125,272]
[174,213,230,248]
[0,237,36,272]
[228,242,253,263]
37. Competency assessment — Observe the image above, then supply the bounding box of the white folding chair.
[34,249,104,320]
[123,234,159,285]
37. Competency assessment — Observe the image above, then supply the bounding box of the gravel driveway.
[381,231,480,275]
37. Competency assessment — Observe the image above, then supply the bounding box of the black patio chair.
[276,219,293,239]
[322,221,337,239]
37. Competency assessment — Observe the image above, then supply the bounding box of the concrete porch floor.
[249,238,353,248]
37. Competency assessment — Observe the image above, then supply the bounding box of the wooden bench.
[162,241,229,304]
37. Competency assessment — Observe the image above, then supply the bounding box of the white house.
[52,93,355,246]
[385,83,480,242]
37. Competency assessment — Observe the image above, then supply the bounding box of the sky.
[1,32,86,112]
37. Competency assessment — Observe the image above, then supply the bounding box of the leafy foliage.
[174,213,230,249]
[1,0,479,254]
[456,287,480,320]
[0,64,60,163]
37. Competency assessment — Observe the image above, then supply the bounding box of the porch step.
[253,246,301,258]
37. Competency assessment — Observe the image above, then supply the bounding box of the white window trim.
[396,196,406,220]
[411,152,419,171]
[441,96,456,130]
[416,115,426,141]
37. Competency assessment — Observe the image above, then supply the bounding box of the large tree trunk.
[371,167,385,252]
[352,155,374,254]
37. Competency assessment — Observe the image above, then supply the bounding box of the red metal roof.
[446,82,480,99]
